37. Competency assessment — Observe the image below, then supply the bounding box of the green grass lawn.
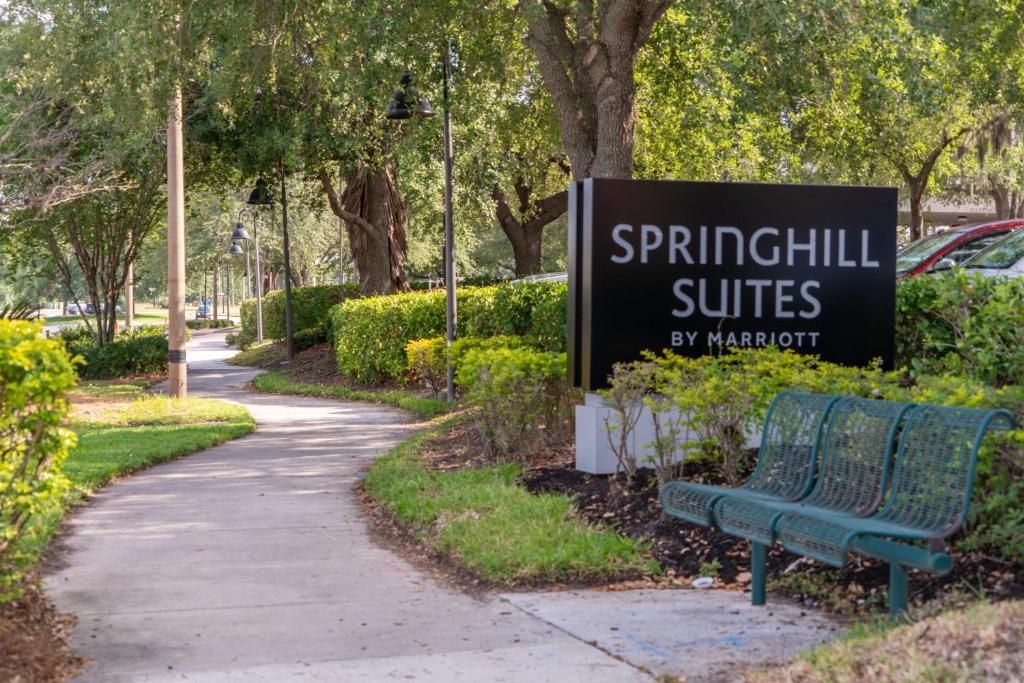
[363,415,658,584]
[16,392,254,569]
[252,370,448,420]
[750,600,1024,681]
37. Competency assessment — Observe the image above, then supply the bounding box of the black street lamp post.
[386,40,456,402]
[232,214,252,301]
[234,177,295,358]
[279,168,296,360]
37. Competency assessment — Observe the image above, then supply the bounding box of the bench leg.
[889,562,908,618]
[751,541,767,606]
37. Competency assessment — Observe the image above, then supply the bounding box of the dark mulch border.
[522,463,1024,615]
[0,581,86,682]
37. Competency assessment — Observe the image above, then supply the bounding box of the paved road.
[46,332,837,681]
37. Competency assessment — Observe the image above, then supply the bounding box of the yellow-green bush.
[0,320,78,598]
[456,343,575,460]
[406,337,447,397]
[330,281,567,385]
[608,347,1024,560]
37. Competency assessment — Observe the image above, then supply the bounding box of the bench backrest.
[747,392,839,500]
[875,404,1016,537]
[805,397,914,514]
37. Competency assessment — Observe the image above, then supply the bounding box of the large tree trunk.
[492,182,568,277]
[520,0,670,180]
[318,163,410,295]
[991,185,1014,219]
[907,177,926,242]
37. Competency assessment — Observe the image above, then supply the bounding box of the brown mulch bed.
[522,459,1024,615]
[284,343,342,383]
[279,343,437,401]
[0,582,85,683]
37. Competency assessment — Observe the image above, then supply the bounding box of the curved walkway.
[45,333,651,682]
[47,332,837,681]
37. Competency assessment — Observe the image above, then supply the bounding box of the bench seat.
[658,391,839,526]
[714,396,913,547]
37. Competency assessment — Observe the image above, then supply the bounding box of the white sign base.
[574,393,762,475]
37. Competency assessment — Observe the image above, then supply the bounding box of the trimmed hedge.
[330,281,567,385]
[240,283,361,347]
[65,326,168,379]
[186,319,234,330]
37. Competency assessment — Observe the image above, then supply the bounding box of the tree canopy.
[1,0,1023,308]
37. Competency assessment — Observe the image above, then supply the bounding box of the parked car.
[510,272,567,285]
[896,219,1024,278]
[196,305,209,319]
[961,228,1024,278]
[66,302,83,315]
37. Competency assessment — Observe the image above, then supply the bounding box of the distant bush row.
[61,325,169,379]
[186,319,234,330]
[239,283,361,348]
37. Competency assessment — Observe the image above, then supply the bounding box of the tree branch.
[317,166,378,238]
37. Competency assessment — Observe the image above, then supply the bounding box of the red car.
[896,219,1024,278]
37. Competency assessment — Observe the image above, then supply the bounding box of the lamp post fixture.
[244,179,272,343]
[234,177,295,358]
[231,217,252,301]
[233,212,263,342]
[386,41,456,402]
[278,167,296,361]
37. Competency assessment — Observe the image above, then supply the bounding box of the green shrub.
[619,346,1024,561]
[896,271,1024,385]
[0,320,78,597]
[185,319,233,330]
[456,343,575,460]
[293,324,327,352]
[67,326,168,379]
[406,337,447,397]
[449,335,531,369]
[330,289,447,384]
[330,281,567,385]
[460,281,567,349]
[240,283,361,347]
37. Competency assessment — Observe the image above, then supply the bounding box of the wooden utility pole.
[167,86,187,398]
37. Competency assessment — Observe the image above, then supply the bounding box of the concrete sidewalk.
[46,332,838,682]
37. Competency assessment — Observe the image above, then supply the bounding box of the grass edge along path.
[363,414,659,584]
[19,395,255,569]
[252,370,448,420]
[748,599,1024,681]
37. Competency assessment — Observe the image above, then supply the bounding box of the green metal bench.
[774,403,1015,616]
[658,391,839,526]
[712,396,914,606]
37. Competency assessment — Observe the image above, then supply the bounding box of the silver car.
[962,229,1024,278]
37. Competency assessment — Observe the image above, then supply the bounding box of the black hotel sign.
[568,179,897,391]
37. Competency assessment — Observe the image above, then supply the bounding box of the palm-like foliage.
[0,302,35,320]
